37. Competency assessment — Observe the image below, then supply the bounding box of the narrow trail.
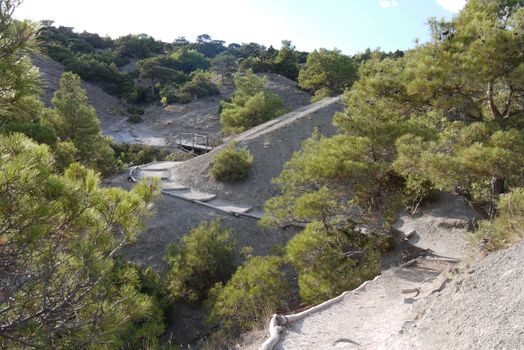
[130,162,263,219]
[257,194,482,350]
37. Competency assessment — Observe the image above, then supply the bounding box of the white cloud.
[436,0,466,13]
[379,0,399,8]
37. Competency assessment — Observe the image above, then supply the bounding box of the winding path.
[258,194,482,350]
[129,161,263,219]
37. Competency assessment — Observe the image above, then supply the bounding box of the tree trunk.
[487,81,502,120]
[489,176,505,219]
[151,78,156,95]
[370,190,381,213]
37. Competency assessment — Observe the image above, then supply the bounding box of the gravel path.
[387,240,524,350]
[276,259,453,350]
[259,193,482,350]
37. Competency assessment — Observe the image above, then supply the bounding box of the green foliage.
[272,40,300,80]
[0,7,42,123]
[287,221,381,304]
[45,44,135,99]
[236,41,301,80]
[472,188,524,252]
[1,121,56,145]
[114,262,170,349]
[264,1,524,230]
[48,72,118,175]
[111,142,171,166]
[178,70,220,99]
[0,133,158,348]
[394,125,524,205]
[165,219,235,303]
[127,105,145,115]
[170,48,210,73]
[127,114,143,123]
[298,48,357,101]
[115,34,164,58]
[220,70,286,135]
[52,140,78,172]
[136,55,188,96]
[209,142,253,181]
[211,52,237,83]
[206,256,290,336]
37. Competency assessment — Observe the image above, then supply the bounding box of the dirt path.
[275,259,453,350]
[254,194,482,350]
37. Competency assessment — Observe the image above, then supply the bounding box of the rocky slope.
[33,55,312,148]
[168,96,343,208]
[386,239,524,350]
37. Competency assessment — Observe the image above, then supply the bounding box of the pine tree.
[49,72,117,175]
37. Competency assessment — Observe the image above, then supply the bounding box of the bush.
[165,219,235,303]
[1,122,57,145]
[170,48,210,74]
[220,70,287,135]
[127,114,143,123]
[209,142,253,181]
[53,141,78,173]
[165,151,194,161]
[472,188,524,252]
[178,70,219,100]
[113,262,168,349]
[206,256,290,336]
[287,221,381,304]
[111,143,170,165]
[127,105,145,115]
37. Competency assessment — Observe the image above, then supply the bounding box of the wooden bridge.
[175,133,214,153]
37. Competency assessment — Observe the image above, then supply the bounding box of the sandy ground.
[33,56,312,149]
[169,96,344,208]
[387,239,524,350]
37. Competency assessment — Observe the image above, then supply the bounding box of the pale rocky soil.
[387,239,524,350]
[33,55,312,149]
[169,96,343,208]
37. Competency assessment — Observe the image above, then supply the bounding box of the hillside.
[33,55,312,148]
[387,239,524,349]
[119,95,343,268]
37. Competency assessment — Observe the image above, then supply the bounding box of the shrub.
[1,122,57,145]
[287,221,381,304]
[169,48,210,74]
[209,142,253,181]
[111,143,170,165]
[220,70,287,135]
[178,70,219,100]
[53,141,78,173]
[165,219,235,303]
[298,48,357,100]
[127,114,143,123]
[165,151,194,162]
[127,105,145,115]
[113,262,168,349]
[472,188,524,252]
[206,256,290,336]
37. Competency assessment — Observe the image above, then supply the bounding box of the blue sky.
[15,0,465,54]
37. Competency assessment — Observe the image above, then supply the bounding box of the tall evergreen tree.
[49,72,117,175]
